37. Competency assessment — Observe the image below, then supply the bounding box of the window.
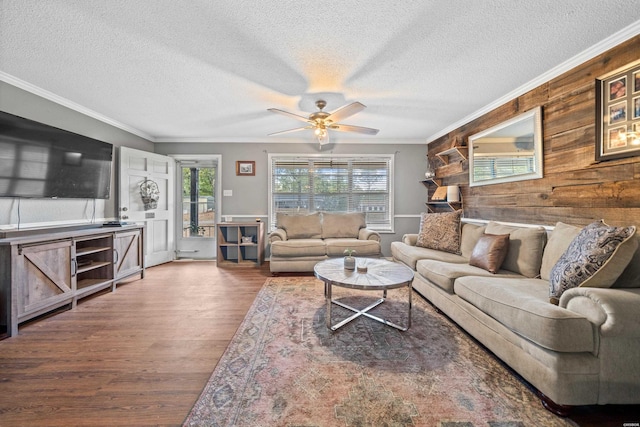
[269,154,394,232]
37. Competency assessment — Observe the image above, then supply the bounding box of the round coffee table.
[314,257,414,332]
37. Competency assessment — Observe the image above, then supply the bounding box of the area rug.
[184,277,573,426]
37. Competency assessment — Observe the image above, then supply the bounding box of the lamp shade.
[447,185,460,202]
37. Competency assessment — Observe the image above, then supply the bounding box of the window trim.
[268,153,395,233]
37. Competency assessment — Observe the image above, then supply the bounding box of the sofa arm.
[561,287,640,338]
[358,228,380,242]
[268,228,288,242]
[402,233,418,246]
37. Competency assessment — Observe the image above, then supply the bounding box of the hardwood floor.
[0,260,272,426]
[1,260,638,426]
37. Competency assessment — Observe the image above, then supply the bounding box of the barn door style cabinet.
[0,224,144,338]
[113,228,144,281]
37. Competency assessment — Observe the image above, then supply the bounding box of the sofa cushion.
[391,241,467,270]
[277,212,322,239]
[460,223,487,259]
[322,212,366,238]
[325,238,381,257]
[416,259,522,294]
[485,222,547,278]
[549,221,637,304]
[454,276,595,353]
[540,222,582,281]
[270,238,326,257]
[416,210,462,254]
[469,233,510,274]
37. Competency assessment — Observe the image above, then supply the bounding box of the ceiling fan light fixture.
[267,98,378,146]
[315,126,330,146]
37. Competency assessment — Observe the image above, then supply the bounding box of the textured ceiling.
[1,1,639,144]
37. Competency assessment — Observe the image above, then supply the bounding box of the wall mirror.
[468,106,543,187]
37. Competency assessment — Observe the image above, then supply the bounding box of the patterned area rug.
[184,277,573,426]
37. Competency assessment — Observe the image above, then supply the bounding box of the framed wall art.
[595,61,640,161]
[236,160,255,176]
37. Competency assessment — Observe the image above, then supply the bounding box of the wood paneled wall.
[428,35,640,228]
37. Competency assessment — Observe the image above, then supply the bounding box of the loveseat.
[391,211,640,415]
[268,212,381,273]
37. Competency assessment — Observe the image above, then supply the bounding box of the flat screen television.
[0,110,113,199]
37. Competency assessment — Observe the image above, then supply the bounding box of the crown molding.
[0,71,155,142]
[426,20,640,144]
[153,136,426,144]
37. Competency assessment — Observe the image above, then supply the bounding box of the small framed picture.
[609,102,626,124]
[236,160,255,176]
[608,126,627,149]
[609,76,626,100]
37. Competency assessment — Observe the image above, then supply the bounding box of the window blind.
[269,155,393,232]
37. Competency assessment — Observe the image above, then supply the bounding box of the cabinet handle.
[114,249,119,264]
[71,258,77,276]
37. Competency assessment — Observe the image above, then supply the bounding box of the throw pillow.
[549,220,637,305]
[469,233,510,274]
[416,210,462,254]
[484,222,547,278]
[276,212,322,239]
[540,222,582,281]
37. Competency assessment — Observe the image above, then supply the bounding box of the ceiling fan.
[267,100,379,146]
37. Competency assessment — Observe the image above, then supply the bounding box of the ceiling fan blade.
[267,108,313,123]
[268,126,313,136]
[330,124,379,135]
[325,102,366,123]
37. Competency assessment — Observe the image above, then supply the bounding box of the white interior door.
[119,147,175,267]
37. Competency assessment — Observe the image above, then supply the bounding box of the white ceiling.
[1,1,639,145]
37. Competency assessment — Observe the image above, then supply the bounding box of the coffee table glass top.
[314,258,414,290]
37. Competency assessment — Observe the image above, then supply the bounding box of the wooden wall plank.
[428,34,640,229]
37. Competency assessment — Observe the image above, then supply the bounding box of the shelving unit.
[435,146,468,164]
[421,179,463,213]
[0,224,145,338]
[423,139,467,213]
[436,140,469,165]
[217,222,264,267]
[73,234,114,301]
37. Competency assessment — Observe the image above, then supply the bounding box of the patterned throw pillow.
[416,210,462,254]
[469,233,510,274]
[549,221,637,305]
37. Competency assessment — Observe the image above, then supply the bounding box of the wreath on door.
[139,179,159,210]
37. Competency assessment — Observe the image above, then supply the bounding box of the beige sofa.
[268,212,381,273]
[391,217,640,415]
